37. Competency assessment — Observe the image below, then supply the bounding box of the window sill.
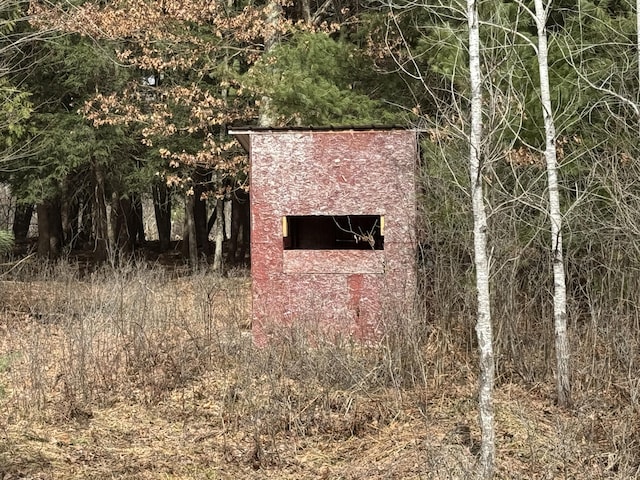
[283,250,384,274]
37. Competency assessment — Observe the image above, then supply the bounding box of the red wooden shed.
[230,126,418,343]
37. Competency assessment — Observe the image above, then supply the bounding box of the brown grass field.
[0,260,637,479]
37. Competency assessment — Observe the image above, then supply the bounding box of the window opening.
[283,215,384,250]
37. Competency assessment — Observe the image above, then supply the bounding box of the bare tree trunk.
[132,194,145,246]
[113,195,135,257]
[224,197,232,240]
[226,189,250,265]
[185,193,198,270]
[534,0,571,408]
[468,0,495,476]
[37,200,63,259]
[111,192,122,253]
[61,176,73,247]
[297,0,311,23]
[213,197,224,272]
[153,182,172,252]
[92,158,109,263]
[36,202,50,258]
[194,184,210,256]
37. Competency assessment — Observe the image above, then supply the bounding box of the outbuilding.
[230,126,418,343]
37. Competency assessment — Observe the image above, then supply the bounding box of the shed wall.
[250,129,417,342]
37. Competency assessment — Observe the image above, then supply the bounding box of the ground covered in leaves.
[0,265,636,479]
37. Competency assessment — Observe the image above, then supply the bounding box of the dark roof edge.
[228,124,420,133]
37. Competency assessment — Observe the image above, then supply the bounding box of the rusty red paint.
[236,128,418,343]
[283,250,384,274]
[348,273,364,320]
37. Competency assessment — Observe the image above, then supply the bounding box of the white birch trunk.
[224,199,232,240]
[213,198,225,272]
[468,0,495,476]
[534,0,571,408]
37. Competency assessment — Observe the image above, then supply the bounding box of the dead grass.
[0,261,637,479]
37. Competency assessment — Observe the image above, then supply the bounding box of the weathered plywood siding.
[249,129,417,342]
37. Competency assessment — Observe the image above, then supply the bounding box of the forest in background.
[3,0,640,271]
[1,0,640,477]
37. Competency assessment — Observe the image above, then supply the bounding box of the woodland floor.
[0,260,636,479]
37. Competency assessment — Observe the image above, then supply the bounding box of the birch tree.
[533,0,571,408]
[377,1,498,473]
[467,0,495,475]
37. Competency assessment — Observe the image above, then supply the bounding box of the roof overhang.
[228,125,416,153]
[229,130,251,152]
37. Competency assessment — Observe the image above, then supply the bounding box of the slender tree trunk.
[227,190,250,265]
[132,194,145,246]
[468,0,495,476]
[206,202,217,235]
[194,184,210,256]
[61,177,72,247]
[110,192,119,250]
[185,192,198,269]
[37,200,63,259]
[92,158,109,263]
[213,197,224,272]
[153,182,172,252]
[224,197,232,240]
[297,0,311,23]
[534,0,571,408]
[113,195,135,257]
